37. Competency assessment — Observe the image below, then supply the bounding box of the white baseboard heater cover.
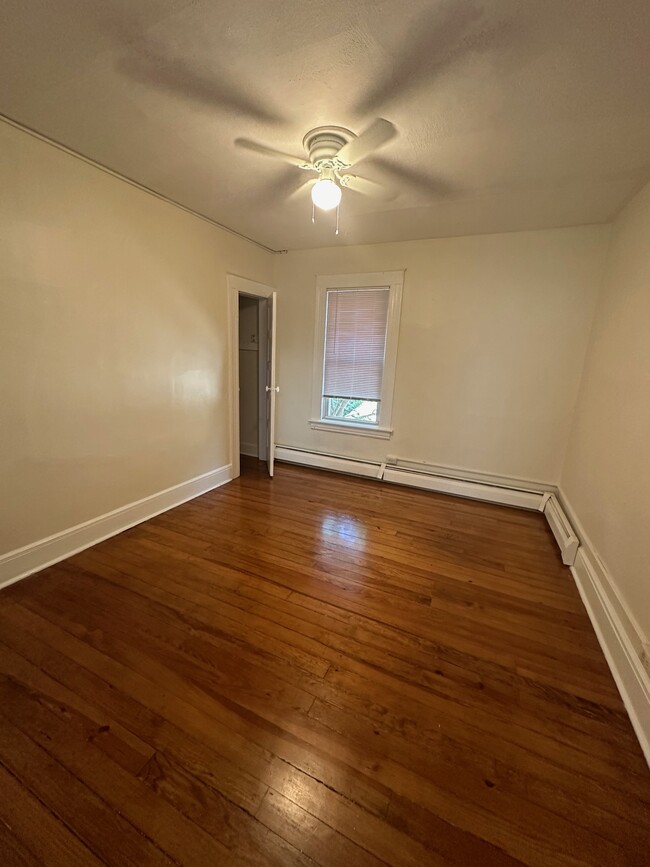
[544,495,579,565]
[275,447,380,479]
[275,447,545,510]
[382,467,543,510]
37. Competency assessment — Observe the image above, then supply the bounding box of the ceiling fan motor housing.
[303,126,355,168]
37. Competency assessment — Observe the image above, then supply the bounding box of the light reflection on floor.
[319,512,368,552]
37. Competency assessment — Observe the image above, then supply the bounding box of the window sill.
[309,419,393,439]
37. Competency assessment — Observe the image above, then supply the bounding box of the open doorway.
[238,294,268,462]
[228,276,277,480]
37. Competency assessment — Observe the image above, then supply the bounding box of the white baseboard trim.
[554,488,650,765]
[0,464,233,591]
[557,490,647,660]
[571,546,650,766]
[275,446,545,509]
[240,442,259,458]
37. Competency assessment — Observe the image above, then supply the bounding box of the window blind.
[323,288,390,401]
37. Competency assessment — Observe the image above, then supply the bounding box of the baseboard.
[558,490,648,659]
[275,446,545,509]
[0,464,233,590]
[571,547,650,766]
[553,489,650,766]
[240,442,259,457]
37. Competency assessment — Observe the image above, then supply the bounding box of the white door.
[265,291,278,477]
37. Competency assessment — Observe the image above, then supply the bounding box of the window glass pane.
[324,397,379,424]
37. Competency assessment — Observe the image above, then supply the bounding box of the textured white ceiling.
[1,0,649,250]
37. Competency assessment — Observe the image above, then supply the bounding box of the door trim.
[227,274,275,480]
[257,298,269,462]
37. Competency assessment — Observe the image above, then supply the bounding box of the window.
[311,271,403,438]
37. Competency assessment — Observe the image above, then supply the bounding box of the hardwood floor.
[0,457,648,866]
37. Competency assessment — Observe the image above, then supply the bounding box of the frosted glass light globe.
[311,178,341,211]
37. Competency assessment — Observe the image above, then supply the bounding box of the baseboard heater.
[543,494,579,565]
[275,446,547,511]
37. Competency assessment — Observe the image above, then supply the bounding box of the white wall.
[273,226,609,482]
[561,180,650,641]
[238,296,259,455]
[0,120,272,555]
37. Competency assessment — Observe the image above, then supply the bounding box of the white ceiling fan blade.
[288,178,317,199]
[342,174,395,200]
[335,119,397,167]
[368,156,455,198]
[234,138,310,168]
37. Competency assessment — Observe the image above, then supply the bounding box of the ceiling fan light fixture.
[311,178,341,211]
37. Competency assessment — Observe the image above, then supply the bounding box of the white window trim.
[310,270,404,439]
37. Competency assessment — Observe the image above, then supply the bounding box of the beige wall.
[561,181,650,639]
[273,226,609,482]
[0,121,272,554]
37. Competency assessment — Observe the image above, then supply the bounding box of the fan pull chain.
[335,202,340,235]
[311,200,315,224]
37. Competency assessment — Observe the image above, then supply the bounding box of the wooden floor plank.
[0,764,104,867]
[0,821,43,867]
[0,712,173,866]
[0,456,648,866]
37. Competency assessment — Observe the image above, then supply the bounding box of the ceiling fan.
[234,119,397,219]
